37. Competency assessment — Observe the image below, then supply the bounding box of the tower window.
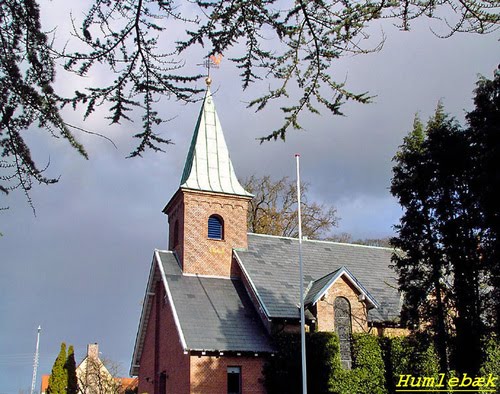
[208,215,224,240]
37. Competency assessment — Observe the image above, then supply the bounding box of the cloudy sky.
[1,1,498,392]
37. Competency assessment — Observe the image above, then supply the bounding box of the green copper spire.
[180,86,252,197]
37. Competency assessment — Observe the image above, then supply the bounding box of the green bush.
[263,332,340,394]
[480,335,500,394]
[380,333,440,393]
[264,331,455,394]
[330,333,386,394]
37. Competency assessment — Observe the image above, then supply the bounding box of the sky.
[0,1,498,393]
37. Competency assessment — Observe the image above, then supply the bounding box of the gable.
[304,266,379,309]
[235,233,402,323]
[130,249,273,375]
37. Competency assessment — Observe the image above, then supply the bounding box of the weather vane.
[200,53,223,86]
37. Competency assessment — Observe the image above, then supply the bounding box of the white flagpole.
[296,154,307,394]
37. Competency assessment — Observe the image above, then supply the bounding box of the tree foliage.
[0,0,87,211]
[66,345,79,394]
[390,69,500,375]
[243,175,338,239]
[1,0,499,209]
[47,342,68,394]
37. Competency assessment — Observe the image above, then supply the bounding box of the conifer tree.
[391,110,452,372]
[47,343,67,394]
[65,345,79,394]
[391,70,499,374]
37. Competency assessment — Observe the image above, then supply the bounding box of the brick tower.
[163,82,252,277]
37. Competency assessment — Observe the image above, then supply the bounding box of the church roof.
[130,250,273,375]
[180,87,252,197]
[235,233,402,323]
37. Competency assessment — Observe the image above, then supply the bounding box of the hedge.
[263,331,443,394]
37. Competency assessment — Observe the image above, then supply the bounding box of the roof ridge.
[247,232,395,251]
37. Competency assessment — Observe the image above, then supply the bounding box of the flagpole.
[296,154,307,394]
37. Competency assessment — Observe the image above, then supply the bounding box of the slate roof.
[156,251,273,353]
[304,269,341,306]
[180,87,252,197]
[235,233,402,323]
[303,266,378,308]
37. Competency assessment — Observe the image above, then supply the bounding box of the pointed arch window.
[334,296,352,369]
[208,215,224,240]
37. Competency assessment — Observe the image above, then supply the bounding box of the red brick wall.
[138,273,190,394]
[166,191,185,268]
[190,355,266,394]
[166,189,250,277]
[316,275,369,333]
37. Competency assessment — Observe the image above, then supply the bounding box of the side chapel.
[130,80,403,394]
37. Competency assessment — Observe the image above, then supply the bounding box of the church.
[129,80,403,394]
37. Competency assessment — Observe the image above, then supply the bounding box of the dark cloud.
[1,4,498,393]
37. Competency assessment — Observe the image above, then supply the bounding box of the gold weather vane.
[201,53,223,86]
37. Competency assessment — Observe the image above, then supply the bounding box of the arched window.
[334,297,352,369]
[208,215,224,240]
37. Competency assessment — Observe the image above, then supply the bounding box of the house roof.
[130,249,273,376]
[180,86,252,197]
[235,233,402,322]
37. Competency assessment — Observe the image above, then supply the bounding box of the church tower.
[163,82,252,277]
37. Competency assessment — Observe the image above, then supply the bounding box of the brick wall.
[165,189,250,277]
[190,355,266,394]
[166,191,185,268]
[138,274,190,394]
[316,275,369,333]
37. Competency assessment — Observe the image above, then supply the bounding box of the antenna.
[30,326,41,394]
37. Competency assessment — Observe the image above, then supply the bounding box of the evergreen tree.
[47,343,67,394]
[466,69,500,336]
[391,110,452,373]
[391,70,500,374]
[65,345,79,394]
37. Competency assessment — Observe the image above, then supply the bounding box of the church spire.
[180,84,251,197]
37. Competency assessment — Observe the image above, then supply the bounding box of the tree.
[66,345,79,394]
[391,110,453,373]
[1,0,499,209]
[327,232,392,247]
[391,70,500,375]
[466,70,500,335]
[47,343,68,394]
[243,175,338,239]
[0,0,87,212]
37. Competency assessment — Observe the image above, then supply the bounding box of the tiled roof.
[303,266,379,308]
[157,252,273,353]
[180,87,252,197]
[235,233,402,323]
[303,269,340,306]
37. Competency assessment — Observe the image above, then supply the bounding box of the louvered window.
[208,215,223,240]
